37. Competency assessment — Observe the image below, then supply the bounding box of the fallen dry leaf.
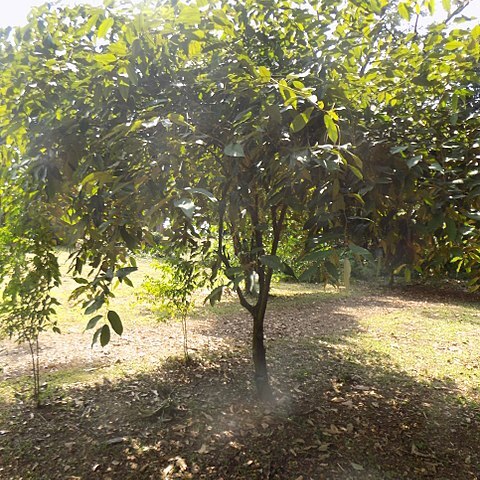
[197,443,210,454]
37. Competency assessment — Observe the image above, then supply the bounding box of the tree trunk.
[252,309,274,402]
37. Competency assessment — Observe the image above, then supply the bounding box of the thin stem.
[182,313,189,362]
[36,337,40,404]
[28,337,40,407]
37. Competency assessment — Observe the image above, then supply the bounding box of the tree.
[341,1,480,286]
[1,0,478,402]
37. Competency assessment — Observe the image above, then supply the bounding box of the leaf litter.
[1,282,479,478]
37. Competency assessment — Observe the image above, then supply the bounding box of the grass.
[339,303,480,397]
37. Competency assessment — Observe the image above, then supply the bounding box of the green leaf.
[324,260,339,281]
[348,152,363,169]
[224,143,245,157]
[94,53,117,65]
[185,187,217,202]
[107,310,123,335]
[73,277,89,284]
[472,25,480,40]
[302,250,330,262]
[257,255,296,278]
[168,113,188,127]
[290,107,314,133]
[428,213,444,232]
[398,2,410,21]
[406,155,422,168]
[119,84,129,101]
[225,266,244,280]
[412,74,433,87]
[100,324,111,347]
[390,145,409,154]
[426,0,435,15]
[279,79,297,109]
[442,0,451,12]
[393,264,407,275]
[282,263,297,279]
[445,218,457,241]
[108,41,127,56]
[445,40,464,51]
[212,9,233,29]
[298,265,319,282]
[259,255,284,272]
[324,114,338,143]
[91,327,102,347]
[80,171,113,186]
[119,226,138,250]
[257,66,271,82]
[97,17,114,38]
[204,286,223,306]
[350,193,365,205]
[85,315,103,331]
[348,164,363,180]
[429,162,444,173]
[85,296,104,315]
[188,40,202,57]
[174,198,195,219]
[125,64,138,86]
[115,267,138,279]
[178,5,201,25]
[349,242,373,260]
[465,212,480,221]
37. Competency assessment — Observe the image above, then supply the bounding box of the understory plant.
[138,254,208,363]
[0,219,60,406]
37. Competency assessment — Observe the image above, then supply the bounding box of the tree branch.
[271,204,288,256]
[236,285,255,314]
[444,1,471,25]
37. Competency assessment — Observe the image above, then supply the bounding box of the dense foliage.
[0,0,478,400]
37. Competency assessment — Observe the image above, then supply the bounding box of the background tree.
[347,1,480,285]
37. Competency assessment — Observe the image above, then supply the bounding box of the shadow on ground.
[1,296,479,480]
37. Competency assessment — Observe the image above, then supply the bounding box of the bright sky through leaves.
[1,0,100,28]
[1,0,479,28]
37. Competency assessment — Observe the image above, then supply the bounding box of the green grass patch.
[334,303,480,398]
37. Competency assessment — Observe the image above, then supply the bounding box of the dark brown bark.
[252,309,273,402]
[248,203,287,402]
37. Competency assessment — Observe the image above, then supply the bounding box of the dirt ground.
[0,284,441,381]
[1,282,479,480]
